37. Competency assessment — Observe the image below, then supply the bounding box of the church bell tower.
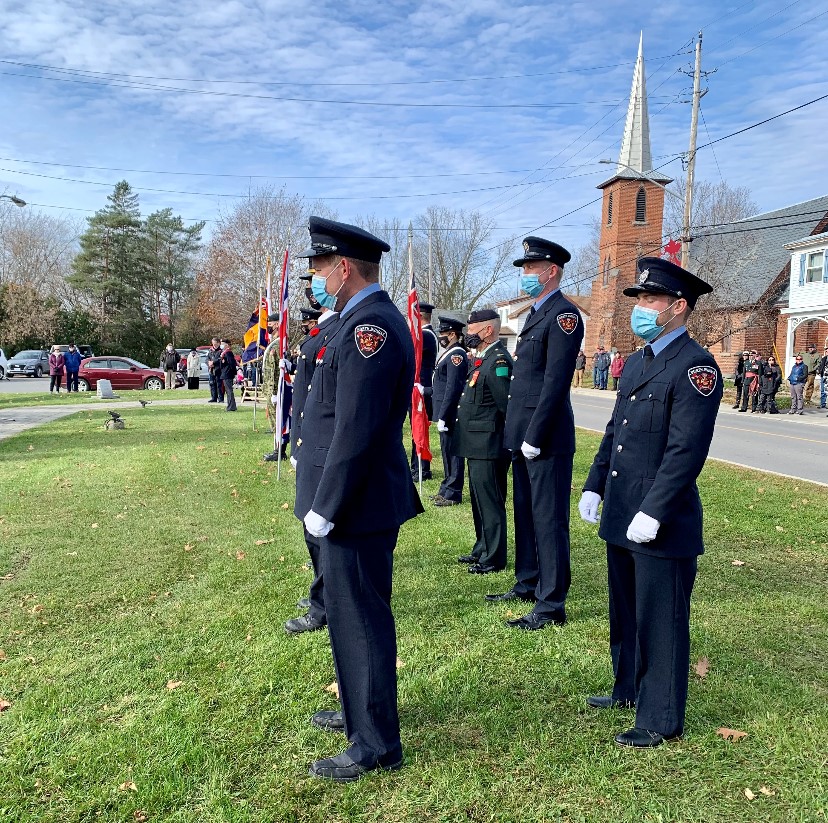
[586,33,673,356]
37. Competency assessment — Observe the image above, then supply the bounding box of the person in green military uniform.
[451,309,513,574]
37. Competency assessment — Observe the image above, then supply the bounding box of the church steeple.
[617,32,653,176]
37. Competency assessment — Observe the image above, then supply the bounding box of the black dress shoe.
[296,597,311,610]
[615,727,677,748]
[433,497,459,507]
[284,613,327,635]
[484,590,535,603]
[587,695,635,709]
[263,451,280,462]
[311,710,345,733]
[457,554,477,564]
[468,563,505,574]
[309,751,403,783]
[505,612,565,630]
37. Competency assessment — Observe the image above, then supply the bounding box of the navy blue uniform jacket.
[583,333,722,558]
[432,344,468,430]
[294,290,424,534]
[504,291,582,454]
[290,324,335,458]
[419,326,438,391]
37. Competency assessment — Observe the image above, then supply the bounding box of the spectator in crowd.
[596,346,611,389]
[610,351,625,390]
[591,347,601,388]
[48,345,64,394]
[739,349,763,413]
[219,339,237,411]
[160,343,178,390]
[732,350,747,409]
[186,349,200,390]
[63,343,82,393]
[572,350,586,388]
[757,356,782,414]
[800,344,819,405]
[788,354,808,415]
[206,338,224,403]
[818,345,827,409]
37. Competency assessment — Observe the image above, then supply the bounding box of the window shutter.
[799,254,805,286]
[823,250,828,283]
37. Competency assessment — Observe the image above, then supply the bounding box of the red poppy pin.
[315,346,327,365]
[687,365,717,396]
[474,359,482,367]
[309,327,320,337]
[354,324,388,358]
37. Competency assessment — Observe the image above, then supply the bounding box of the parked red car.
[77,357,166,391]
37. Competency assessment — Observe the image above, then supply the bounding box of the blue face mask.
[520,265,552,298]
[630,302,676,342]
[310,261,342,311]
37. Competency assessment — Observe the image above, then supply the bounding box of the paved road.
[0,376,58,393]
[572,388,828,487]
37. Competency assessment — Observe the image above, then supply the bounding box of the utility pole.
[427,224,433,304]
[681,31,703,270]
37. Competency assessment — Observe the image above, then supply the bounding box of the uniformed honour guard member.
[578,257,721,748]
[488,237,581,630]
[410,301,438,480]
[294,216,424,781]
[284,304,335,636]
[452,310,513,574]
[432,316,468,507]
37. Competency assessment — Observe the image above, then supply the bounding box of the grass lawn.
[0,407,826,822]
[0,387,210,410]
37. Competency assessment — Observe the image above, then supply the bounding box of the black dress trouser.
[437,430,464,502]
[467,455,509,569]
[302,528,326,622]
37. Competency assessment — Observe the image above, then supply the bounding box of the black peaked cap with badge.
[298,216,391,263]
[437,315,465,333]
[623,257,713,308]
[300,307,322,321]
[418,301,435,313]
[513,236,571,268]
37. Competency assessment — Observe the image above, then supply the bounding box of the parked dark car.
[55,344,95,359]
[7,349,50,377]
[77,357,166,391]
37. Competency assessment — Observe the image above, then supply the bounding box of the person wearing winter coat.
[572,350,587,388]
[160,343,179,389]
[610,352,626,391]
[787,356,808,415]
[186,349,200,390]
[757,356,782,414]
[63,344,83,392]
[48,346,65,394]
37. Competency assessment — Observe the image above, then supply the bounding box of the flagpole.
[275,249,289,482]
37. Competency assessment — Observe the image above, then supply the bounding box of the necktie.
[643,344,654,370]
[528,306,536,318]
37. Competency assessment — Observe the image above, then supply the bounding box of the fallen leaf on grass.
[760,786,775,797]
[731,560,745,566]
[0,650,6,661]
[118,781,138,792]
[183,544,194,552]
[693,657,710,679]
[235,551,246,561]
[230,489,239,499]
[1,573,14,581]
[396,657,405,669]
[281,502,289,509]
[196,445,205,451]
[254,539,274,546]
[325,681,339,698]
[210,468,219,474]
[0,698,11,711]
[133,811,148,822]
[744,788,755,801]
[717,727,748,742]
[91,523,99,529]
[166,680,182,691]
[775,525,784,532]
[27,445,34,451]
[31,604,44,614]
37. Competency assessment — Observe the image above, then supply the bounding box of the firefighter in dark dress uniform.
[451,309,513,574]
[487,237,581,631]
[431,315,467,507]
[294,217,423,782]
[579,257,721,748]
[410,302,438,480]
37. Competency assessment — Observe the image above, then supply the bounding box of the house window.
[607,192,613,226]
[634,187,647,222]
[806,251,824,283]
[602,255,611,286]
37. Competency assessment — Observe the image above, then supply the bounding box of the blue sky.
[2,0,827,258]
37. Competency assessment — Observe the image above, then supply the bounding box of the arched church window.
[607,192,614,225]
[635,186,647,223]
[602,255,611,286]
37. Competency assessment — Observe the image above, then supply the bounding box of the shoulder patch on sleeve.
[495,366,510,377]
[557,312,579,334]
[687,365,718,396]
[354,324,388,358]
[451,354,464,367]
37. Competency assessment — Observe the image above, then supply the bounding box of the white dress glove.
[626,511,661,544]
[290,456,298,469]
[279,358,289,370]
[578,491,602,523]
[271,394,278,405]
[437,419,448,433]
[304,509,334,538]
[521,441,541,460]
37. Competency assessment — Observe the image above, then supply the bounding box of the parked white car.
[0,348,8,379]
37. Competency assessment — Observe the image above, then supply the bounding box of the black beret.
[468,308,498,324]
[298,216,391,264]
[300,308,322,321]
[267,313,279,322]
[437,315,465,333]
[418,301,435,313]
[623,257,713,309]
[513,236,571,268]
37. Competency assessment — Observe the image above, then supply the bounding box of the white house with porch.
[781,232,828,372]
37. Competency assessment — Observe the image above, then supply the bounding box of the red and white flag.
[407,229,432,464]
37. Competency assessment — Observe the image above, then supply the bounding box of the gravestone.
[96,379,119,399]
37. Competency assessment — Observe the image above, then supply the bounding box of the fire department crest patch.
[687,365,717,396]
[557,312,579,334]
[638,269,649,284]
[451,354,464,367]
[354,324,387,358]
